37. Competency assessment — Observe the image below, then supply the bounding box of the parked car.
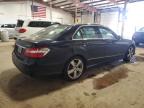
[0,24,16,38]
[12,24,135,80]
[15,19,60,38]
[132,27,144,45]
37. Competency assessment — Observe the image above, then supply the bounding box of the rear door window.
[16,20,24,27]
[81,26,100,39]
[73,26,101,40]
[28,21,52,27]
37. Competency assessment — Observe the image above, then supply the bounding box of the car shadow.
[0,61,124,101]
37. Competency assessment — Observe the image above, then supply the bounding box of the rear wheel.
[123,46,135,62]
[64,57,85,80]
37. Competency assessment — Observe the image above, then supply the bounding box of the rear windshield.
[28,21,56,27]
[1,24,16,28]
[28,25,71,40]
[16,20,24,27]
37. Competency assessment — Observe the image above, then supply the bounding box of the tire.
[123,46,135,62]
[64,57,85,80]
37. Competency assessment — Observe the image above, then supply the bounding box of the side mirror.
[117,35,122,40]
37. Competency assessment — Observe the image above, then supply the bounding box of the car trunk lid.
[14,38,52,60]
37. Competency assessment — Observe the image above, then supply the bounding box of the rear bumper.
[12,52,64,76]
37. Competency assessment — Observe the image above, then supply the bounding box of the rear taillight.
[19,28,27,33]
[24,47,50,58]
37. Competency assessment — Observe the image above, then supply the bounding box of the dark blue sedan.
[132,27,144,46]
[12,24,135,80]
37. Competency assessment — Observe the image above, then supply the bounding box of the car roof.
[17,19,52,22]
[69,24,107,29]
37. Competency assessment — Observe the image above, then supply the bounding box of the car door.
[73,26,108,66]
[98,26,126,61]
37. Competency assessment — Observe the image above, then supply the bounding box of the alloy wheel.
[127,47,134,59]
[67,58,84,80]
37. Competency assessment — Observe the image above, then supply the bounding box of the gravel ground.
[0,42,144,108]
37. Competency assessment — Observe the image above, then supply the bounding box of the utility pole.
[75,6,78,24]
[32,0,34,19]
[50,0,53,22]
[80,10,82,24]
[121,0,129,38]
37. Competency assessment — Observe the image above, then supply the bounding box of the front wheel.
[64,57,85,80]
[123,46,135,62]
